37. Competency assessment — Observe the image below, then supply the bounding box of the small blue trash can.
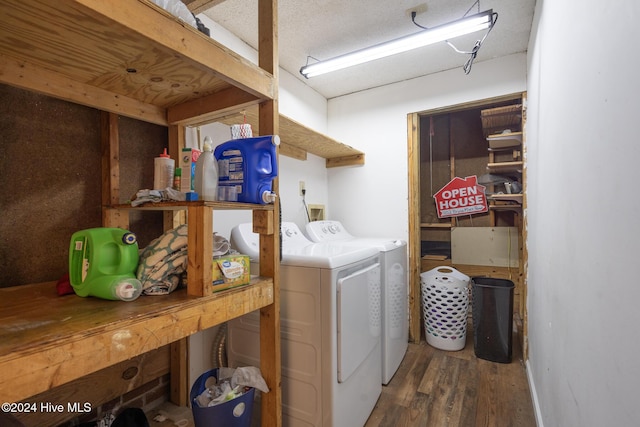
[190,368,255,427]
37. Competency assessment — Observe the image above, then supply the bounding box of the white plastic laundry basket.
[420,266,470,351]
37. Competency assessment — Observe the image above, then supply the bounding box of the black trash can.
[472,277,514,363]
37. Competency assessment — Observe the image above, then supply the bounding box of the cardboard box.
[211,254,250,292]
[180,148,201,193]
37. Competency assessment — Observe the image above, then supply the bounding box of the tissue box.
[211,254,250,292]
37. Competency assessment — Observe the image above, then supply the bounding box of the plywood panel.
[0,0,274,111]
[0,279,274,403]
[419,114,451,225]
[0,85,102,287]
[0,85,165,287]
[451,227,519,267]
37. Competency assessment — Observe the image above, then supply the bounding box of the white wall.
[525,1,640,426]
[326,53,527,240]
[189,14,331,238]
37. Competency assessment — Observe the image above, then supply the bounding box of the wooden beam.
[170,338,189,406]
[183,0,226,15]
[100,112,130,230]
[520,92,529,361]
[279,142,307,161]
[1,54,167,126]
[186,204,213,297]
[167,86,261,125]
[167,125,186,228]
[253,210,275,236]
[257,0,282,425]
[101,112,120,207]
[407,112,422,343]
[325,154,365,168]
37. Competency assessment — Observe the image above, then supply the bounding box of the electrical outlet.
[299,181,306,196]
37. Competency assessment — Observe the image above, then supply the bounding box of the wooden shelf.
[490,204,522,212]
[488,194,523,203]
[0,0,274,127]
[487,161,524,173]
[113,200,275,211]
[0,279,274,403]
[215,106,365,167]
[487,131,523,149]
[420,222,453,229]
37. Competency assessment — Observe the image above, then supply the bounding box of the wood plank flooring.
[365,323,536,427]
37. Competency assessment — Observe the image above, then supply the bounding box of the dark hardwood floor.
[365,323,536,427]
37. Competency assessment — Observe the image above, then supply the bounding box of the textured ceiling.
[203,0,535,99]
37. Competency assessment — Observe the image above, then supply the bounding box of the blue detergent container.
[214,135,279,204]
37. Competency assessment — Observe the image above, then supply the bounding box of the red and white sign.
[433,176,488,218]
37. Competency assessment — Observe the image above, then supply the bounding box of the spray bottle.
[194,136,219,201]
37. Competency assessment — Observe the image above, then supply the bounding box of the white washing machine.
[228,222,382,427]
[305,220,408,385]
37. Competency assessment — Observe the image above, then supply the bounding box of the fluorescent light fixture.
[300,10,494,78]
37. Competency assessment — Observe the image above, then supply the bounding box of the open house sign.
[433,176,488,218]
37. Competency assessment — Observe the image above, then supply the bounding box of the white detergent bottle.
[194,136,218,201]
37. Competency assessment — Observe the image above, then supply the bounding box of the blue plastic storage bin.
[190,369,255,427]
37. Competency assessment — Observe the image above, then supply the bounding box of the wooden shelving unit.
[0,277,274,403]
[0,1,282,425]
[484,117,524,221]
[215,106,365,167]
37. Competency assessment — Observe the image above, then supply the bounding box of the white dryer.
[228,222,382,427]
[305,220,408,385]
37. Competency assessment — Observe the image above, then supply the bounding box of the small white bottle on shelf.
[153,148,175,190]
[194,136,218,201]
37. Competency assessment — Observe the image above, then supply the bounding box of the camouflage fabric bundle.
[136,224,188,295]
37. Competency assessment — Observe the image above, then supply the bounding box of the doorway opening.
[407,92,529,359]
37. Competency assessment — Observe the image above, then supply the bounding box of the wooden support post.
[520,93,529,360]
[167,124,186,228]
[187,204,213,297]
[257,0,282,424]
[407,113,422,343]
[101,111,129,229]
[170,338,189,406]
[255,208,281,426]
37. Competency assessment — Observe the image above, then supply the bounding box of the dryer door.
[337,262,381,383]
